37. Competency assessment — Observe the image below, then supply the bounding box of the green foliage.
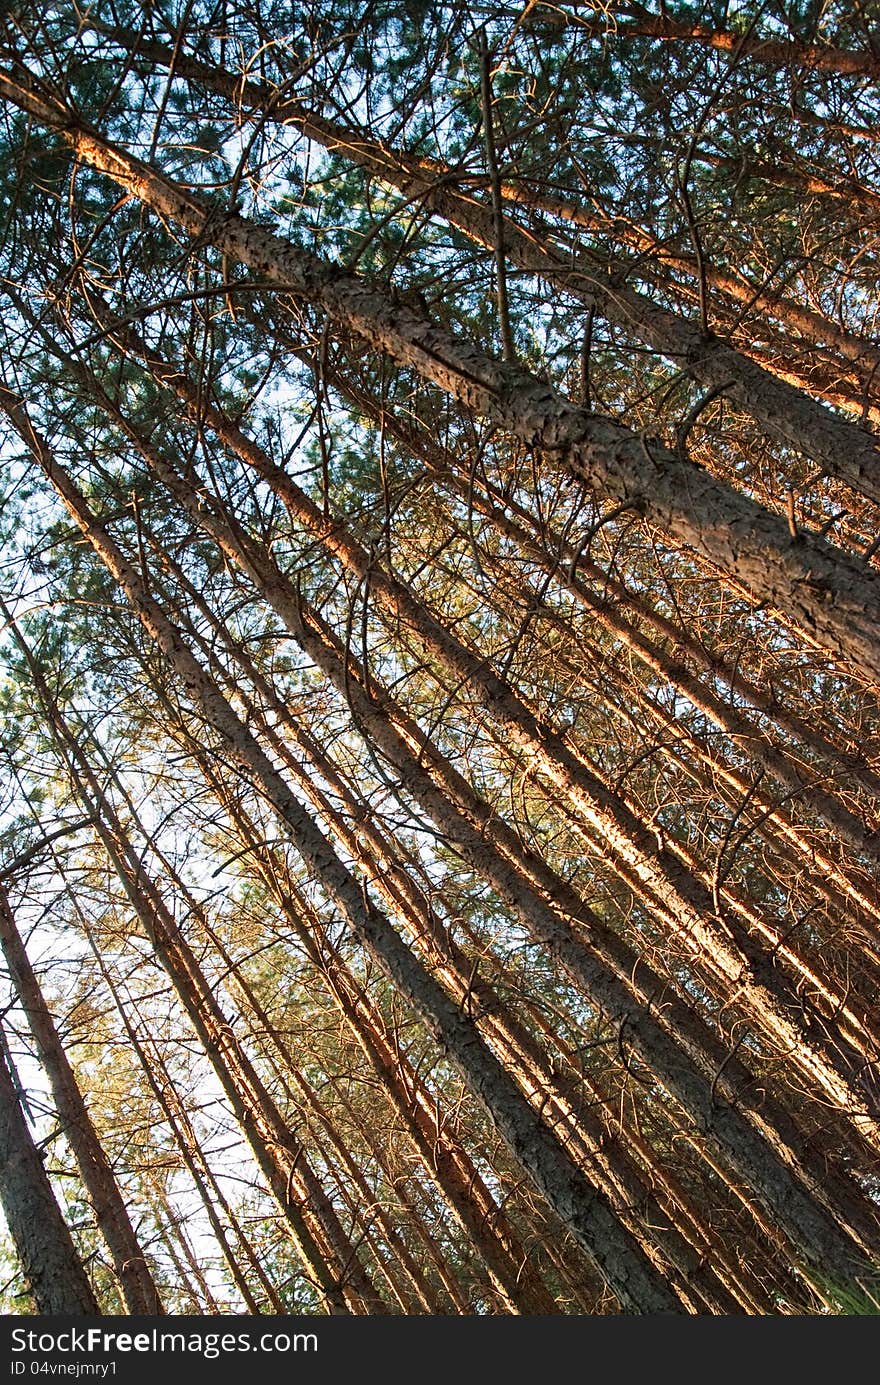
[819,1279,880,1315]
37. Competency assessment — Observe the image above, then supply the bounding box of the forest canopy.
[0,0,879,1316]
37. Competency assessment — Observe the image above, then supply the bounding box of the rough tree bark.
[0,1017,100,1314]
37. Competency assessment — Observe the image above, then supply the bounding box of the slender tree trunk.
[165,903,475,1314]
[318,1076,477,1314]
[586,6,880,78]
[268,1070,436,1314]
[0,881,163,1314]
[149,1178,222,1312]
[96,958,275,1314]
[0,1018,100,1314]
[695,150,880,218]
[149,1211,204,1313]
[99,6,880,80]
[43,853,292,1317]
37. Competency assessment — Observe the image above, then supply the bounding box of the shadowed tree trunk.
[0,1017,100,1314]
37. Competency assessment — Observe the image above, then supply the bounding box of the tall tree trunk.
[0,880,163,1314]
[149,1178,222,1312]
[93,953,278,1314]
[0,1018,100,1314]
[315,1076,477,1314]
[137,855,491,1315]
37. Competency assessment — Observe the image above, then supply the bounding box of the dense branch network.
[0,0,878,1316]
